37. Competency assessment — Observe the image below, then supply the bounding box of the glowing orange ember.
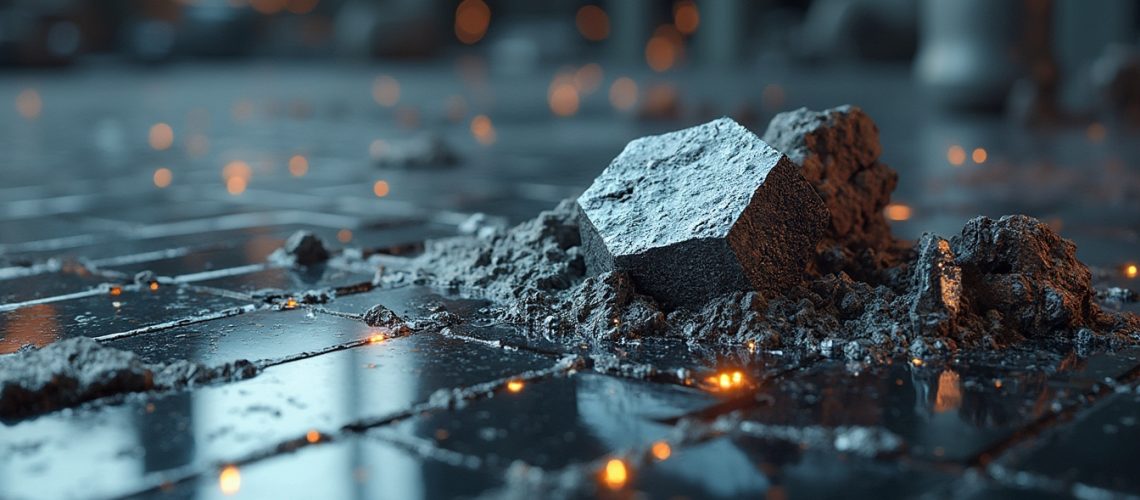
[609,77,638,111]
[455,0,491,44]
[884,204,912,221]
[109,286,122,296]
[368,334,385,344]
[284,298,298,309]
[651,441,672,461]
[149,282,159,291]
[153,168,173,188]
[288,155,308,177]
[602,459,628,490]
[673,1,700,34]
[947,145,966,166]
[149,123,174,151]
[575,5,610,42]
[971,147,987,164]
[707,370,747,391]
[306,429,320,443]
[1126,263,1138,279]
[219,465,241,495]
[16,89,41,119]
[506,380,524,393]
[911,358,924,367]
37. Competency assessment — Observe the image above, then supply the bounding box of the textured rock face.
[279,230,330,266]
[762,106,901,279]
[0,337,257,419]
[952,215,1095,335]
[577,117,828,309]
[909,233,962,337]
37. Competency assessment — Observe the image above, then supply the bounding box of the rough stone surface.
[403,110,1138,356]
[0,337,258,420]
[762,106,904,281]
[274,230,330,266]
[908,233,962,338]
[952,215,1095,336]
[577,117,828,309]
[411,200,585,303]
[363,303,404,329]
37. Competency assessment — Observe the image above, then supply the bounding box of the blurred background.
[1,0,1138,275]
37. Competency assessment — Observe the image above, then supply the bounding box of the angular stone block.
[576,118,828,309]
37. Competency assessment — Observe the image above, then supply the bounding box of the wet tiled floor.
[1,62,1139,499]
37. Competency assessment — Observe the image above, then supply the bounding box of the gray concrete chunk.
[576,117,828,309]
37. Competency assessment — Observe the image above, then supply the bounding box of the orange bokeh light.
[470,114,496,145]
[288,155,308,177]
[673,1,700,34]
[455,0,491,44]
[153,168,173,188]
[575,5,610,42]
[149,123,174,151]
[16,89,41,119]
[609,77,638,111]
[885,204,912,221]
[602,459,628,490]
[947,145,966,166]
[373,180,390,197]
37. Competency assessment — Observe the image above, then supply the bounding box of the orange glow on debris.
[911,358,924,367]
[368,333,386,344]
[219,466,241,495]
[651,441,672,461]
[109,286,122,296]
[506,380,524,393]
[602,459,628,490]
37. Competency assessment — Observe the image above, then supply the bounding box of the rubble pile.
[410,108,1139,359]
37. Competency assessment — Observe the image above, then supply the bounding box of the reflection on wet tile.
[740,356,1086,463]
[632,437,953,500]
[0,285,250,354]
[0,269,105,305]
[99,242,283,278]
[186,265,374,294]
[0,333,546,497]
[107,308,372,365]
[996,390,1140,496]
[321,285,489,321]
[375,372,718,469]
[157,437,501,500]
